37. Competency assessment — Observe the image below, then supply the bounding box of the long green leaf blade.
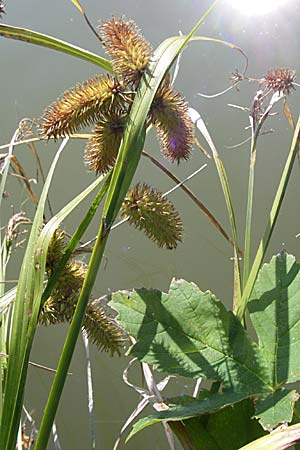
[0,138,69,450]
[0,24,113,71]
[237,114,300,319]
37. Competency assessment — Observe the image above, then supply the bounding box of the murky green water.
[2,0,300,448]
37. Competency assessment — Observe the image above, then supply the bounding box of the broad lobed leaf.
[111,279,271,395]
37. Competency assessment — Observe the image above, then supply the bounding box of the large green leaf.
[179,396,265,450]
[249,253,300,386]
[110,279,271,394]
[126,391,258,441]
[254,388,299,432]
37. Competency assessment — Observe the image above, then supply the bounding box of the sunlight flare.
[230,0,288,16]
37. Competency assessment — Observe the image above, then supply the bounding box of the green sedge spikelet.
[41,74,128,138]
[121,183,183,249]
[41,229,124,355]
[150,81,194,163]
[100,16,153,85]
[40,296,125,355]
[83,300,126,355]
[84,109,127,174]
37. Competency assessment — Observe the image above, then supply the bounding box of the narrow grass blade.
[82,331,96,450]
[237,114,300,320]
[0,25,112,71]
[243,94,283,290]
[191,109,242,305]
[1,144,108,450]
[0,137,69,450]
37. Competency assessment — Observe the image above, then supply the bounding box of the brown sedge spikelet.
[264,68,296,96]
[121,183,183,249]
[84,108,127,174]
[100,17,153,85]
[41,74,129,138]
[149,81,194,163]
[41,228,124,355]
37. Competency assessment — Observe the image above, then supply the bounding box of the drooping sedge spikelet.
[264,68,296,96]
[100,17,153,85]
[121,183,183,249]
[41,74,129,138]
[149,81,194,163]
[41,229,124,355]
[83,300,126,355]
[84,108,127,174]
[40,296,125,355]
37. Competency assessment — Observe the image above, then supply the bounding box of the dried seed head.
[264,68,296,96]
[84,109,127,174]
[5,212,30,245]
[41,75,128,138]
[100,17,153,85]
[121,183,183,249]
[150,82,194,163]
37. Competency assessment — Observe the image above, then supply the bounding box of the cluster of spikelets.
[41,17,192,250]
[41,16,194,169]
[39,228,125,355]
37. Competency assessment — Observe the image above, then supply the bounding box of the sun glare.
[230,0,288,16]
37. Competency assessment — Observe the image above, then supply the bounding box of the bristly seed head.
[41,228,124,355]
[264,68,296,96]
[121,183,183,249]
[149,81,195,163]
[84,109,127,174]
[100,16,153,85]
[41,74,129,139]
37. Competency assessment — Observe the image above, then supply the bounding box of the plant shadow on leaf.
[111,254,300,444]
[249,253,300,388]
[111,280,270,395]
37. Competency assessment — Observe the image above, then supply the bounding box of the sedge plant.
[0,1,248,448]
[3,2,299,449]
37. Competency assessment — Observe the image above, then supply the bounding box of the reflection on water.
[2,0,300,448]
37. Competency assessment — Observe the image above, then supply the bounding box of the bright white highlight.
[230,0,288,16]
